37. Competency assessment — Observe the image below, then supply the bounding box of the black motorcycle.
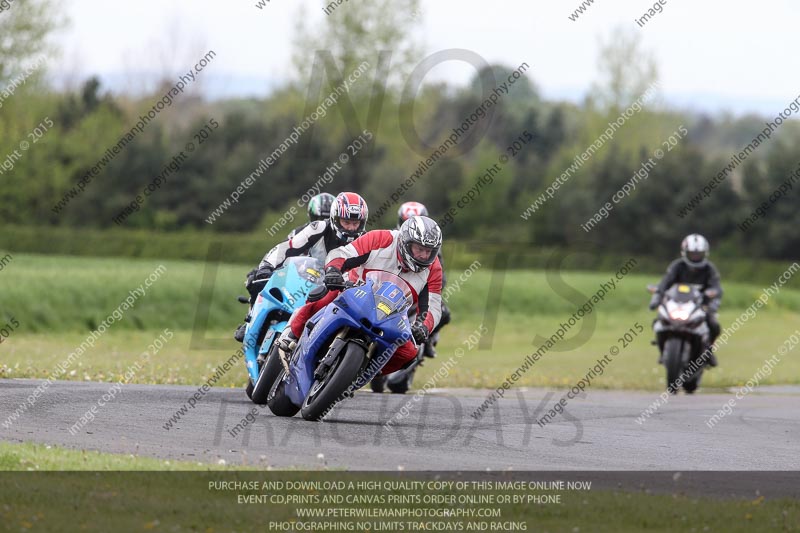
[647,283,718,394]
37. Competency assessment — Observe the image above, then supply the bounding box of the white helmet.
[681,234,709,268]
[397,201,428,229]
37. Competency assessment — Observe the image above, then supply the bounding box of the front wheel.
[663,337,684,393]
[301,341,366,421]
[267,369,301,417]
[250,344,283,405]
[245,378,255,400]
[682,357,704,393]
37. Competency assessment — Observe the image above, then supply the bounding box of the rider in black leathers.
[649,233,722,367]
[233,192,368,342]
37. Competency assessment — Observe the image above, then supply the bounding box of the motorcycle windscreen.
[275,256,324,304]
[364,271,413,321]
[668,284,701,303]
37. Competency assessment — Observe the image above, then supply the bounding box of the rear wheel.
[301,342,366,421]
[250,344,283,405]
[387,370,414,394]
[370,375,386,393]
[245,378,255,399]
[267,369,301,417]
[663,337,684,393]
[387,348,422,394]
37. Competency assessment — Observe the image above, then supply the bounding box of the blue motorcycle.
[242,256,324,404]
[267,271,414,421]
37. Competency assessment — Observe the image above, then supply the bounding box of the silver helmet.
[397,215,442,272]
[681,234,709,268]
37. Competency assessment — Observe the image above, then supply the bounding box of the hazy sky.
[54,0,800,114]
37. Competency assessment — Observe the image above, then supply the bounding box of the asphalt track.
[2,379,799,493]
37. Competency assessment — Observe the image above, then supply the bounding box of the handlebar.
[646,283,719,302]
[326,280,358,291]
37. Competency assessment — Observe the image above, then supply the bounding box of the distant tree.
[0,0,61,83]
[590,27,659,112]
[739,141,800,259]
[534,107,567,165]
[291,0,421,95]
[287,0,424,194]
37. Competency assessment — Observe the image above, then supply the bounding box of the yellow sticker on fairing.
[678,285,690,293]
[377,302,392,316]
[306,268,321,278]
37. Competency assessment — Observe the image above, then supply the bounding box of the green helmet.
[308,193,335,222]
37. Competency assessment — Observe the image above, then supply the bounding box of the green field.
[1,253,799,390]
[0,441,255,471]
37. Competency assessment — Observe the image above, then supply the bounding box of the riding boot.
[233,324,246,343]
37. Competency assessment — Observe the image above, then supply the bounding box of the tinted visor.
[686,251,705,263]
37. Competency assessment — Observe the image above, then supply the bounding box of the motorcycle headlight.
[375,301,392,321]
[666,301,693,322]
[686,310,705,326]
[669,308,691,321]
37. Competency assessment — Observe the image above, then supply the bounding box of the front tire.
[682,357,703,393]
[301,341,366,421]
[245,378,255,400]
[267,369,301,417]
[663,337,684,393]
[250,344,283,405]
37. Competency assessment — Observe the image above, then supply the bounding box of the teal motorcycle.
[240,256,324,404]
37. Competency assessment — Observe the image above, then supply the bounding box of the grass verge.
[1,254,798,390]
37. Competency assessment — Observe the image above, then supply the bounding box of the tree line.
[1,0,800,261]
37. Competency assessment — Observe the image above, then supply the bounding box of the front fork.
[313,327,351,380]
[349,342,385,392]
[655,329,705,365]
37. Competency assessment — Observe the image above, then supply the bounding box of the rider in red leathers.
[278,215,444,375]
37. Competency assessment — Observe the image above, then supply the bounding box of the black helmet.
[397,201,429,229]
[308,193,335,222]
[397,215,442,272]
